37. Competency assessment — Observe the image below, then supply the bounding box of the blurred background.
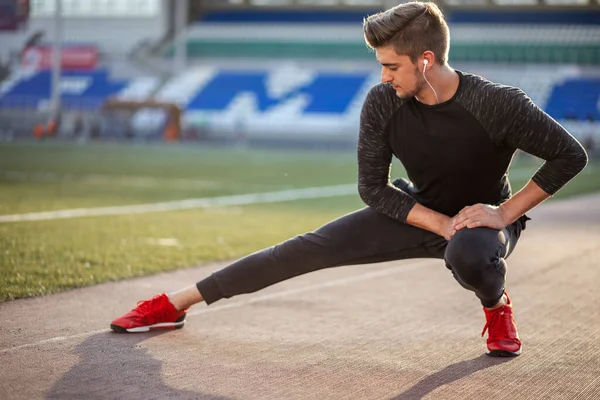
[0,0,599,149]
[0,0,599,301]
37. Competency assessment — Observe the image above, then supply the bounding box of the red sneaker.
[482,292,522,357]
[111,293,187,333]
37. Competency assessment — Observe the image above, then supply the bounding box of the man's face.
[376,45,424,99]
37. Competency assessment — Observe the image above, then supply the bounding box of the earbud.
[423,59,429,65]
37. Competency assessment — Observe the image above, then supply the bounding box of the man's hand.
[452,204,509,234]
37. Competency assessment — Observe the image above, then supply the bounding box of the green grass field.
[0,141,597,301]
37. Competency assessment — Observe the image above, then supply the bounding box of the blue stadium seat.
[545,78,600,121]
[186,71,370,114]
[0,70,129,110]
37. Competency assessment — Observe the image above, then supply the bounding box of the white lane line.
[0,332,96,354]
[0,184,358,223]
[0,260,431,354]
[187,259,431,317]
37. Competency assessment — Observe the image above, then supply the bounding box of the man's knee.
[444,228,506,286]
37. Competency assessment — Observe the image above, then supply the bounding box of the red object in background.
[33,123,44,139]
[21,45,99,71]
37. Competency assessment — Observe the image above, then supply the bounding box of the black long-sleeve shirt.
[357,70,588,222]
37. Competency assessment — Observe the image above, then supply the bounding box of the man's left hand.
[451,204,508,236]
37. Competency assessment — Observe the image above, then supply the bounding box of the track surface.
[1,194,599,399]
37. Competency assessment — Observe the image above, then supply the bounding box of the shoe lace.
[134,296,171,322]
[481,307,515,340]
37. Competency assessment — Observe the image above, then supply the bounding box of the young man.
[111,2,587,357]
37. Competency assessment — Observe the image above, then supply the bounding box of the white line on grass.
[0,259,432,354]
[0,184,358,223]
[1,166,590,224]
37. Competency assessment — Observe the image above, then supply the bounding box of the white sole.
[125,320,185,333]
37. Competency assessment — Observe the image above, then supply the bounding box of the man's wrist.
[498,203,517,226]
[406,203,451,236]
[435,214,452,237]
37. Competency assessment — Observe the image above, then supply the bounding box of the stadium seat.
[545,78,600,121]
[170,22,600,64]
[0,70,152,110]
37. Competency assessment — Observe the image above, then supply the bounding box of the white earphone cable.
[422,61,440,104]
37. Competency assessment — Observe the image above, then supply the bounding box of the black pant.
[197,187,527,308]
